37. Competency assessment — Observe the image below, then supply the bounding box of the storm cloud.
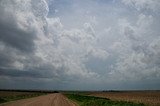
[0,0,160,90]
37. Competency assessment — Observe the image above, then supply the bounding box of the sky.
[0,0,160,90]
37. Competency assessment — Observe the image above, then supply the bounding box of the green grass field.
[65,93,145,106]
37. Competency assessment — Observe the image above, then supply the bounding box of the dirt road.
[0,93,77,106]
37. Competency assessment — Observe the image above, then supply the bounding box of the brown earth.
[0,91,34,97]
[89,91,160,106]
[0,93,77,106]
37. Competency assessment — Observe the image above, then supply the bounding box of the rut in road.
[0,93,77,106]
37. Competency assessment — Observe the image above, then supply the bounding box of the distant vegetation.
[65,93,145,106]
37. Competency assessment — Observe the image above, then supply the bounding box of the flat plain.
[0,91,47,104]
[0,91,38,97]
[0,90,160,106]
[89,91,160,106]
[0,93,77,106]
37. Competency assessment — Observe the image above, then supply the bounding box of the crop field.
[89,91,160,106]
[65,93,145,106]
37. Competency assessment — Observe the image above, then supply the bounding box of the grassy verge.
[0,92,47,104]
[65,93,145,106]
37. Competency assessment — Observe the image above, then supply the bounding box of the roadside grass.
[0,93,47,104]
[65,93,145,106]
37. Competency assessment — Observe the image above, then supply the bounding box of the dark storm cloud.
[0,25,36,53]
[0,45,15,68]
[0,68,54,78]
[0,12,36,52]
[0,0,160,90]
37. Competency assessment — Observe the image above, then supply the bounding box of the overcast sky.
[0,0,160,90]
